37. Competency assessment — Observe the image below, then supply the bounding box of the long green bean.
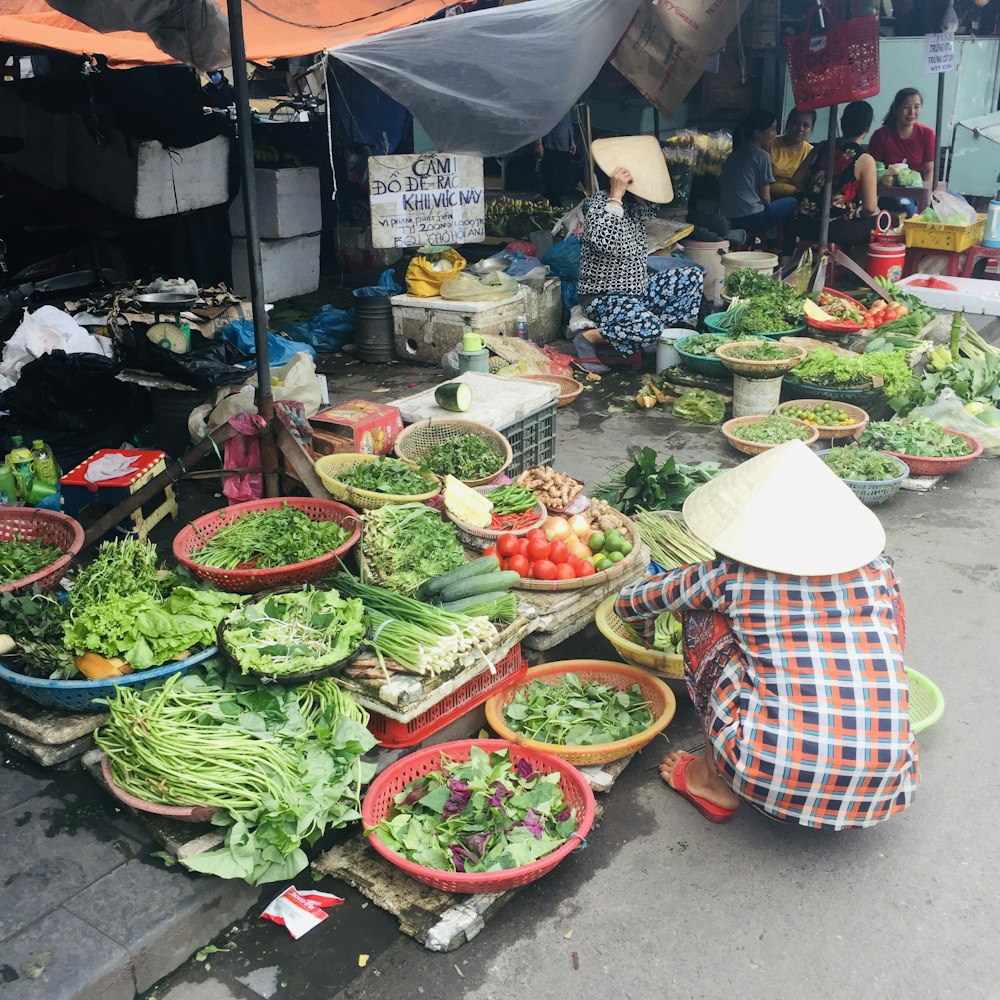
[634,511,716,569]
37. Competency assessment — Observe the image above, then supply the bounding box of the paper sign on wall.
[369,153,485,249]
[924,33,955,73]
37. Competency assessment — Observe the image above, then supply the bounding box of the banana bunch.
[485,197,563,238]
[927,344,954,371]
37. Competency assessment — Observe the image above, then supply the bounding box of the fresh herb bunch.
[337,458,433,496]
[222,589,366,677]
[0,537,62,586]
[0,593,75,678]
[822,446,904,481]
[419,434,503,480]
[503,672,654,745]
[69,537,163,609]
[890,355,1000,416]
[724,267,790,298]
[96,665,374,886]
[679,333,761,357]
[859,418,972,458]
[731,416,814,444]
[484,484,536,514]
[372,746,578,874]
[593,448,723,514]
[191,504,350,570]
[361,503,466,595]
[719,281,803,334]
[791,347,913,397]
[725,341,797,361]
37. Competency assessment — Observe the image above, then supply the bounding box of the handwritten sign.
[924,33,955,73]
[368,153,485,249]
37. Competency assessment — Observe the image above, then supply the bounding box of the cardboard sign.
[924,33,955,73]
[369,153,485,249]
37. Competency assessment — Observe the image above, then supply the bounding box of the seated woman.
[719,109,798,235]
[615,441,918,829]
[794,100,879,248]
[572,135,704,374]
[769,108,816,198]
[869,88,936,184]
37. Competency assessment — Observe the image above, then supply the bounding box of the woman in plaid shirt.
[615,441,918,829]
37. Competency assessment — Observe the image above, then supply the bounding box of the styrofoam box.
[898,273,1000,317]
[229,167,321,239]
[0,87,70,190]
[231,234,320,302]
[69,117,229,219]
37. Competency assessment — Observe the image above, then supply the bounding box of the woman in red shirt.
[867,88,936,183]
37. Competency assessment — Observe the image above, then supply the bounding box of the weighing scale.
[135,291,197,353]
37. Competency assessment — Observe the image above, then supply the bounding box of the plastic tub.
[732,374,784,417]
[656,328,689,372]
[722,251,778,292]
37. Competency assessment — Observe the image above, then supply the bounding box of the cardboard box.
[309,400,403,455]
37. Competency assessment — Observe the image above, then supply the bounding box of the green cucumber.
[439,570,519,603]
[435,381,473,412]
[420,556,499,598]
[439,591,512,613]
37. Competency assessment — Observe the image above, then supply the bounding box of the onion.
[542,516,571,542]
[566,537,591,560]
[567,514,591,538]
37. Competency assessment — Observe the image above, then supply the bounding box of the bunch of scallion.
[633,511,715,570]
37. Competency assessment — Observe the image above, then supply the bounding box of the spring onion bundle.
[634,511,715,570]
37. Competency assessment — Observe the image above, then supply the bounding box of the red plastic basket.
[361,738,596,894]
[883,429,983,476]
[0,508,85,593]
[367,644,527,748]
[172,497,361,594]
[783,9,879,111]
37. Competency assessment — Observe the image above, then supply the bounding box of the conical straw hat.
[591,135,673,204]
[682,440,886,577]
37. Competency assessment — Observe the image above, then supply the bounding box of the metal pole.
[818,104,838,250]
[227,0,279,495]
[934,70,945,187]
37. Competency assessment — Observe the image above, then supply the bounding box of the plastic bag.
[130,335,254,390]
[908,388,1000,455]
[672,389,726,425]
[268,353,322,417]
[223,412,266,504]
[405,250,467,297]
[506,240,537,257]
[542,237,581,281]
[219,319,316,365]
[928,191,978,227]
[439,271,518,301]
[284,305,355,351]
[353,268,403,297]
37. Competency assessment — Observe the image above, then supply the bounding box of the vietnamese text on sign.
[924,33,955,73]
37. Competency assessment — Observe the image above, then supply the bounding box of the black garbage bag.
[124,334,255,390]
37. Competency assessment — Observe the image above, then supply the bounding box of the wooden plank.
[275,421,331,500]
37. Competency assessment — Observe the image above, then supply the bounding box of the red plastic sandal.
[666,754,737,824]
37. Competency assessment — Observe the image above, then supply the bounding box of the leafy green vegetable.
[890,355,1000,416]
[593,448,723,514]
[679,333,761,356]
[822,446,904,481]
[95,665,374,885]
[361,502,466,596]
[719,281,804,334]
[191,504,350,570]
[0,593,75,678]
[791,347,913,397]
[221,589,366,676]
[418,434,503,480]
[730,416,814,444]
[724,341,797,361]
[69,537,163,609]
[503,671,654,745]
[337,458,433,496]
[724,267,788,298]
[371,745,578,874]
[859,418,972,458]
[672,389,726,425]
[0,537,62,586]
[62,586,244,669]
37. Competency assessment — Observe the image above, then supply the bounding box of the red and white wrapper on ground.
[260,886,344,939]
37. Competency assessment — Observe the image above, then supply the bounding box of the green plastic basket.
[675,334,772,377]
[703,313,805,337]
[907,667,944,734]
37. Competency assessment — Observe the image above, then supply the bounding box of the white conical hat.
[591,135,673,204]
[682,440,886,576]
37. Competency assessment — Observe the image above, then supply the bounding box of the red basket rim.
[171,497,361,582]
[882,429,983,469]
[361,738,596,890]
[0,508,85,593]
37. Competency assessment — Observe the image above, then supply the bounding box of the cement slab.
[0,686,108,744]
[0,725,93,766]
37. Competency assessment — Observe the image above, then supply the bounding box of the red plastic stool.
[793,240,840,283]
[904,246,961,277]
[961,244,1000,279]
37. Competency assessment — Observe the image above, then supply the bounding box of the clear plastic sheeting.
[334,0,644,156]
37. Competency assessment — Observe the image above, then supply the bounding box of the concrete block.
[231,234,320,302]
[0,686,107,744]
[0,726,93,766]
[69,118,229,219]
[0,906,135,1000]
[228,166,320,239]
[63,859,258,993]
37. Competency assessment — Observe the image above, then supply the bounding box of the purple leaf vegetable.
[487,780,512,809]
[450,844,467,873]
[443,778,472,817]
[464,831,490,858]
[515,757,536,782]
[555,805,573,823]
[402,781,426,806]
[520,808,544,839]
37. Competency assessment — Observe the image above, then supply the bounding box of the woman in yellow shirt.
[770,108,816,198]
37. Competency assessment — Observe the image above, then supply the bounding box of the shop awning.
[0,0,454,67]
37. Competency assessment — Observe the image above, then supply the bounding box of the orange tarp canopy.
[0,0,453,66]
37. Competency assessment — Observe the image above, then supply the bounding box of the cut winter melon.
[435,381,473,412]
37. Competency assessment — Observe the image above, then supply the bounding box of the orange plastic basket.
[485,660,677,766]
[0,508,84,593]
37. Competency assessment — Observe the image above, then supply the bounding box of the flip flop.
[664,754,737,824]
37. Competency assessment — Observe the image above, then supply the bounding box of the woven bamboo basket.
[393,419,513,487]
[445,484,547,551]
[721,415,819,456]
[776,399,869,440]
[314,453,440,510]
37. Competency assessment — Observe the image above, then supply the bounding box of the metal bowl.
[134,292,198,312]
[468,258,511,277]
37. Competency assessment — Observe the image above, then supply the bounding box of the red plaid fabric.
[616,557,918,829]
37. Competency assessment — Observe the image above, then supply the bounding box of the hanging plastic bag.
[907,387,1000,455]
[439,271,518,301]
[404,250,467,297]
[542,236,581,281]
[928,191,978,227]
[354,268,403,297]
[222,412,266,504]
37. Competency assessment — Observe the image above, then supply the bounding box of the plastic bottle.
[512,314,530,340]
[983,189,1000,249]
[5,435,34,500]
[0,464,15,505]
[30,439,58,484]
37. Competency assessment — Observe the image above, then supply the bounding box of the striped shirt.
[616,557,918,829]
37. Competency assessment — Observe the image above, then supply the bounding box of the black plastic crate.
[501,401,557,476]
